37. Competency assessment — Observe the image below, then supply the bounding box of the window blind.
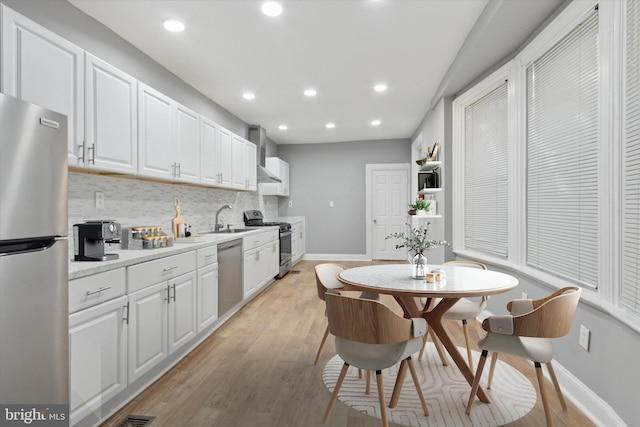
[622,0,640,316]
[526,10,599,289]
[464,82,509,257]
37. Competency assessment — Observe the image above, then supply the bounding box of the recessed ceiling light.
[326,123,335,129]
[278,125,288,130]
[242,92,256,100]
[304,88,317,97]
[374,84,388,92]
[262,2,283,17]
[163,19,185,32]
[371,120,381,126]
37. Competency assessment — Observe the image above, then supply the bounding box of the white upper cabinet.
[231,134,257,191]
[231,134,246,189]
[218,127,233,187]
[138,83,174,180]
[138,83,202,183]
[246,140,257,191]
[174,103,200,184]
[260,157,289,196]
[1,5,84,165]
[200,117,220,186]
[85,53,137,174]
[201,120,235,188]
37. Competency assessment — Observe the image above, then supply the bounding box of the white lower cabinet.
[291,220,306,265]
[167,271,197,354]
[69,296,127,425]
[127,270,196,384]
[197,263,219,333]
[243,231,279,298]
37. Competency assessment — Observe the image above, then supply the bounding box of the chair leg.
[358,368,363,379]
[418,332,429,361]
[546,362,567,410]
[314,324,330,365]
[466,349,489,415]
[406,357,429,416]
[462,319,474,374]
[366,370,371,395]
[418,329,449,366]
[375,370,389,427]
[323,362,350,422]
[487,352,499,389]
[535,361,553,427]
[389,359,408,408]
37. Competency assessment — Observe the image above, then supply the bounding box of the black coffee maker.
[73,220,121,261]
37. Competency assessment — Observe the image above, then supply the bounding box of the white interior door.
[368,165,410,260]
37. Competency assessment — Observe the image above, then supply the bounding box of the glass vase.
[410,252,427,280]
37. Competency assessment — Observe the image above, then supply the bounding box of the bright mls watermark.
[1,405,68,426]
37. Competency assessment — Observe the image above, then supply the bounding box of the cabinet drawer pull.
[86,286,111,296]
[163,266,178,273]
[204,253,215,258]
[123,302,130,324]
[88,145,96,164]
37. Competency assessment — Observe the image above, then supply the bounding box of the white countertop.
[68,227,276,280]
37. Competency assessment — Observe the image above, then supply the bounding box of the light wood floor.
[102,260,596,427]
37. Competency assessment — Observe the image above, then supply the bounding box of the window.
[622,0,640,316]
[463,82,509,257]
[526,10,599,289]
[453,1,640,327]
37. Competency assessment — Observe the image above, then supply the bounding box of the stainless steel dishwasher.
[218,239,243,316]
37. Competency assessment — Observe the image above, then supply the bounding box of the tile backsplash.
[68,172,278,258]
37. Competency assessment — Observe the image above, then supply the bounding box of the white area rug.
[322,346,536,426]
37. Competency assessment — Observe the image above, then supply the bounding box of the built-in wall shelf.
[419,161,441,172]
[418,187,442,194]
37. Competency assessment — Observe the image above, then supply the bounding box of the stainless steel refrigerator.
[0,93,69,414]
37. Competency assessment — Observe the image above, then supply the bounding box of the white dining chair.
[466,286,581,427]
[323,292,429,427]
[314,263,379,366]
[418,260,488,373]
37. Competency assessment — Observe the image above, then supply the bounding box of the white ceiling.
[67,0,564,145]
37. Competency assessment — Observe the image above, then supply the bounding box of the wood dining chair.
[465,286,581,427]
[322,292,429,427]
[418,260,488,373]
[314,263,347,365]
[314,263,379,366]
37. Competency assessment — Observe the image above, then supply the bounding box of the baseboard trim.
[478,310,625,427]
[303,253,372,261]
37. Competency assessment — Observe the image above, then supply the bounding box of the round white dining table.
[338,263,519,404]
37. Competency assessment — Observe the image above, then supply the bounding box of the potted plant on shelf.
[385,222,449,279]
[409,199,431,216]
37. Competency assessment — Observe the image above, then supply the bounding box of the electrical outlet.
[95,191,105,210]
[288,201,293,208]
[579,325,590,351]
[521,292,528,299]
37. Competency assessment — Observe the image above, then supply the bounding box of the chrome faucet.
[214,204,233,231]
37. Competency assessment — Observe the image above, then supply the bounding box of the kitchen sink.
[204,229,252,234]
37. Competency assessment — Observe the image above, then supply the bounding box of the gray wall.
[277,139,411,255]
[1,0,248,137]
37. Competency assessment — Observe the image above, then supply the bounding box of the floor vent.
[116,415,156,427]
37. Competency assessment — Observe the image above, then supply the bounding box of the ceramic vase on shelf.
[410,252,427,279]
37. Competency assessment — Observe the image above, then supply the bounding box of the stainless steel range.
[243,210,292,278]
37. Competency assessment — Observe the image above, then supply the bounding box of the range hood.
[248,125,282,183]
